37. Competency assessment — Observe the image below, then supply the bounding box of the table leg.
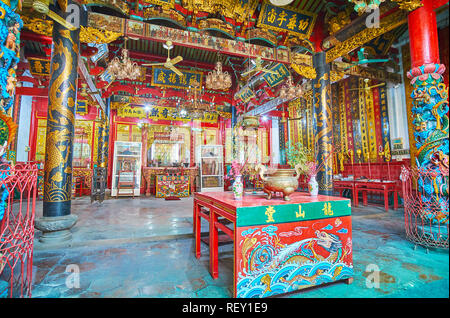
[351,187,356,206]
[384,188,389,212]
[145,177,151,196]
[209,209,219,279]
[363,190,368,206]
[189,176,193,195]
[393,190,398,210]
[354,188,359,207]
[194,201,201,259]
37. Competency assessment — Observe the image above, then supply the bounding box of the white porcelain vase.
[232,175,244,200]
[308,175,319,196]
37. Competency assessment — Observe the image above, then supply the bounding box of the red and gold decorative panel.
[156,175,190,198]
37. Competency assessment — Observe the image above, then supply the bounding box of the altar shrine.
[0,0,448,299]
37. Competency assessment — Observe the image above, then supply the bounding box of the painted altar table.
[156,175,190,198]
[193,191,353,298]
[143,167,198,196]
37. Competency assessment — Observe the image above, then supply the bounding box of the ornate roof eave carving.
[324,7,408,63]
[246,28,278,47]
[79,26,123,44]
[83,0,131,17]
[22,15,53,37]
[179,0,259,25]
[142,6,187,28]
[391,0,424,11]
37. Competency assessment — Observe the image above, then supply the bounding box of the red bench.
[334,159,409,210]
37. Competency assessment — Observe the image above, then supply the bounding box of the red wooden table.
[333,180,356,205]
[193,191,353,298]
[354,180,398,211]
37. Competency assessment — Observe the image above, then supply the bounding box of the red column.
[141,125,148,169]
[107,113,116,189]
[190,126,195,167]
[405,0,448,223]
[28,98,37,162]
[408,0,440,67]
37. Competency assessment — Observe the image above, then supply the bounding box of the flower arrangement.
[304,161,320,178]
[225,158,249,180]
[226,158,250,200]
[285,141,313,174]
[303,144,335,181]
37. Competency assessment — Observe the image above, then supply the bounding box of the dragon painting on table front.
[235,217,353,298]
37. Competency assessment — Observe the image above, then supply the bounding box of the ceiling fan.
[343,47,389,70]
[349,78,385,92]
[241,57,278,77]
[24,0,77,30]
[269,0,295,5]
[142,40,183,77]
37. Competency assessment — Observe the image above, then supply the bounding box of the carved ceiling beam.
[331,61,402,83]
[391,0,423,11]
[325,8,407,63]
[21,16,53,37]
[78,56,106,112]
[83,0,131,15]
[79,26,123,44]
[322,2,398,50]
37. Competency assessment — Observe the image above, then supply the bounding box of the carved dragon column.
[35,1,81,244]
[95,98,110,202]
[405,0,449,222]
[312,52,334,196]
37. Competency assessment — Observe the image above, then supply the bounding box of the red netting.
[0,162,38,298]
[401,166,449,249]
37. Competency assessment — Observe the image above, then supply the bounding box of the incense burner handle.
[294,163,303,179]
[255,164,268,182]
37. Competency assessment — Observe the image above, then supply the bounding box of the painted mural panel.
[235,216,353,298]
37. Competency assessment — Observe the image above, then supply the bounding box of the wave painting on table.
[235,217,353,298]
